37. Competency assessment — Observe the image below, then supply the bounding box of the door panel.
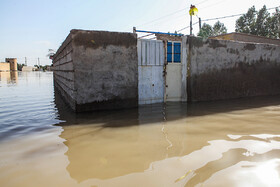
[166,63,182,101]
[138,40,164,105]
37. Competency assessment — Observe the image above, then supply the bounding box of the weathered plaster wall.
[71,30,138,112]
[0,63,10,72]
[53,29,138,112]
[186,36,280,101]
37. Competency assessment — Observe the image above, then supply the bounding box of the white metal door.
[138,39,165,105]
[166,41,182,101]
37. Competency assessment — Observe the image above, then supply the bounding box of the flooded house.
[52,29,280,112]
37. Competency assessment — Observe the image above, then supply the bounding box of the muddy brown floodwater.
[1,72,280,187]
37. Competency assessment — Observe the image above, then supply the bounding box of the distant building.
[0,62,10,72]
[5,58,17,71]
[209,32,280,46]
[22,66,36,72]
[0,58,18,72]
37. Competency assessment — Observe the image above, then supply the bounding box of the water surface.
[1,72,280,187]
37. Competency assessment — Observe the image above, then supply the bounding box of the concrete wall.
[0,63,10,72]
[53,29,138,112]
[209,33,280,46]
[184,36,280,101]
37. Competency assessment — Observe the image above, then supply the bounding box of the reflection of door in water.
[166,41,182,101]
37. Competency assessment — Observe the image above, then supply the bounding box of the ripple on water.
[0,72,62,142]
[1,72,280,187]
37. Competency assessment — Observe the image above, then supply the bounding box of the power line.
[202,5,280,22]
[196,0,210,6]
[199,0,229,10]
[137,7,187,27]
[177,21,199,32]
[176,5,280,32]
[138,33,154,39]
[202,13,244,22]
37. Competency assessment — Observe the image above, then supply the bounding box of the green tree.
[235,5,280,39]
[212,21,227,36]
[17,63,25,71]
[198,21,227,39]
[254,5,270,37]
[235,6,257,34]
[46,49,56,59]
[198,23,213,38]
[268,8,280,38]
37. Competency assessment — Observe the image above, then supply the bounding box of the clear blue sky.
[0,0,279,66]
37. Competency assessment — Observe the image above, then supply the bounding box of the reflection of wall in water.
[56,94,280,184]
[0,72,18,83]
[57,91,191,182]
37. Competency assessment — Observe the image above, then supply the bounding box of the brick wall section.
[52,33,76,110]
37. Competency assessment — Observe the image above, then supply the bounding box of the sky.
[0,0,279,66]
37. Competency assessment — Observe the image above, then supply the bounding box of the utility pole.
[38,58,40,66]
[199,17,202,32]
[25,57,27,66]
[189,5,198,36]
[190,15,193,35]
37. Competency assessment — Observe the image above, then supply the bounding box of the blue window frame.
[167,42,173,63]
[167,42,181,63]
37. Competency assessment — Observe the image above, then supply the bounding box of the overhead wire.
[137,0,213,28]
[196,0,210,6]
[176,21,199,33]
[175,5,280,33]
[202,5,280,22]
[134,0,218,33]
[199,0,228,10]
[138,33,154,39]
[137,7,187,27]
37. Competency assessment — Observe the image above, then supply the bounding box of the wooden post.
[199,17,202,32]
[190,15,193,36]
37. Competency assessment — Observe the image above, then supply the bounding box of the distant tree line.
[236,5,279,39]
[34,65,50,71]
[198,21,227,39]
[17,63,50,71]
[17,63,25,71]
[198,5,280,39]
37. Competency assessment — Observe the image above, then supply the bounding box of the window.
[167,42,181,63]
